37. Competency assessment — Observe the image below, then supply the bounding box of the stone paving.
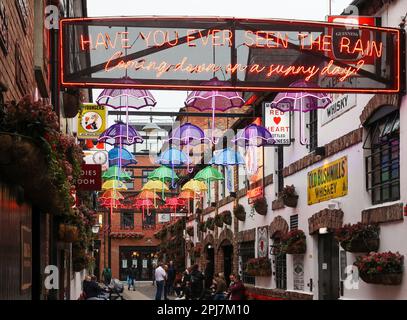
[122,281,175,300]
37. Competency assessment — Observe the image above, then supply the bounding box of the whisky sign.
[307,156,348,205]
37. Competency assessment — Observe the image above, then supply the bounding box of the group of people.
[154,261,247,300]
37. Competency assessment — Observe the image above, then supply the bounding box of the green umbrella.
[102,166,132,181]
[148,166,178,199]
[194,166,224,202]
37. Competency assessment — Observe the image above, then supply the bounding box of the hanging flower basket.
[233,204,246,222]
[281,229,307,254]
[58,224,79,243]
[206,217,215,231]
[187,227,194,237]
[354,252,404,286]
[280,185,298,208]
[335,223,380,253]
[359,273,403,285]
[221,211,232,225]
[214,214,224,228]
[245,257,272,277]
[254,197,268,216]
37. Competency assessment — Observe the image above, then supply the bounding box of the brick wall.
[0,0,35,102]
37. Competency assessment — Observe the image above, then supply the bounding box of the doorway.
[223,244,233,286]
[318,233,340,300]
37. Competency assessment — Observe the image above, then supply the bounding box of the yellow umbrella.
[142,180,169,205]
[102,180,128,191]
[182,179,208,193]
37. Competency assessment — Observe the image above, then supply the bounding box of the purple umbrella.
[167,123,211,173]
[98,121,144,146]
[96,77,157,143]
[232,124,275,175]
[270,80,332,145]
[185,77,245,144]
[96,77,157,109]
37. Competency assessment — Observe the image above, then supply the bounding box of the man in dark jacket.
[228,274,246,300]
[167,261,176,296]
[190,264,205,300]
[127,265,137,291]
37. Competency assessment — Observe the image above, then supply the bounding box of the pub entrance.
[318,233,340,300]
[222,244,233,286]
[119,246,158,281]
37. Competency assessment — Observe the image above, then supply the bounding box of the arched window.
[364,106,400,205]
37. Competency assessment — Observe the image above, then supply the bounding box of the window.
[308,109,318,152]
[15,0,28,33]
[120,212,134,230]
[125,181,134,190]
[142,170,154,184]
[364,109,400,205]
[15,43,28,94]
[0,1,8,55]
[143,210,156,230]
[290,215,299,230]
[240,241,255,285]
[277,146,284,195]
[273,238,287,290]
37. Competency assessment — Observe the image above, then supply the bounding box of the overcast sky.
[87,0,352,121]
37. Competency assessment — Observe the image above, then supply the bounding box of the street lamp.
[92,223,101,234]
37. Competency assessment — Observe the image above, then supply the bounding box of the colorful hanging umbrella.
[99,198,123,209]
[194,166,224,202]
[148,166,179,194]
[168,123,211,146]
[102,166,132,181]
[96,78,157,146]
[232,124,275,147]
[134,198,155,222]
[135,190,161,202]
[167,123,210,173]
[210,148,245,193]
[96,82,157,110]
[209,148,245,166]
[156,147,191,188]
[162,197,187,221]
[98,121,144,146]
[108,147,137,167]
[142,180,169,205]
[99,189,124,201]
[182,179,208,194]
[270,80,332,145]
[102,180,128,191]
[185,77,246,143]
[232,124,275,176]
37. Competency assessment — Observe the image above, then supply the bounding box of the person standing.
[167,261,176,296]
[212,276,227,300]
[127,265,136,291]
[102,267,112,286]
[154,262,167,300]
[227,274,246,300]
[163,264,169,300]
[152,262,157,286]
[190,264,205,300]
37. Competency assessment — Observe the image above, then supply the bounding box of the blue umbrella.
[108,147,137,167]
[156,148,191,188]
[210,148,245,192]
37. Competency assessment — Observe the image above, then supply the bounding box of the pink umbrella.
[270,80,332,145]
[185,77,245,144]
[134,198,155,222]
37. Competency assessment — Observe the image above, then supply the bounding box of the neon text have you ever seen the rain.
[79,29,384,82]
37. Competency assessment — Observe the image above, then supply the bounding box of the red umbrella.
[134,198,155,222]
[162,197,186,221]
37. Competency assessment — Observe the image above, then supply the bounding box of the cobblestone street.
[123,282,175,300]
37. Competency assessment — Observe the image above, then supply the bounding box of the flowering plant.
[354,252,404,275]
[281,229,306,254]
[335,223,379,243]
[245,257,272,276]
[280,185,297,197]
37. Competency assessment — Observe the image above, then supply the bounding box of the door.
[318,233,340,300]
[223,245,233,286]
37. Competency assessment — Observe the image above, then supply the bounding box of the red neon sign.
[60,17,402,93]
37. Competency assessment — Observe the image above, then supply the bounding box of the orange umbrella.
[135,190,161,202]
